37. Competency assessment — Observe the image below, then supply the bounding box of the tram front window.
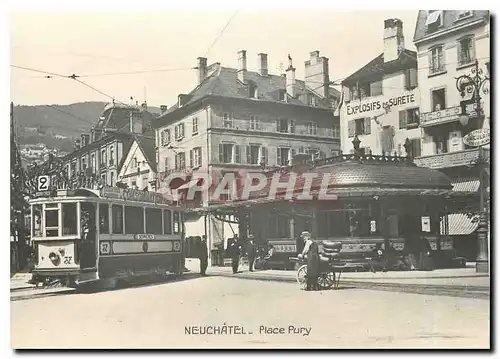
[62,203,77,235]
[45,206,59,237]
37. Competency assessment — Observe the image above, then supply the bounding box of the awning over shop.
[451,177,480,192]
[444,176,481,235]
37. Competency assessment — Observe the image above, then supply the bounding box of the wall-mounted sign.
[421,216,431,233]
[463,129,490,147]
[346,93,416,117]
[100,186,174,205]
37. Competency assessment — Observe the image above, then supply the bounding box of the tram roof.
[29,186,178,207]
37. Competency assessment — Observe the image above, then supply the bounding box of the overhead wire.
[44,104,97,126]
[204,9,240,57]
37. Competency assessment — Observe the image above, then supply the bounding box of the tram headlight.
[48,252,61,266]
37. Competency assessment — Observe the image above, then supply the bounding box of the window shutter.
[246,146,251,164]
[399,110,407,129]
[291,148,297,163]
[181,124,185,137]
[261,147,268,165]
[428,50,434,72]
[344,87,351,102]
[235,145,241,163]
[457,39,463,65]
[218,144,224,163]
[364,118,371,135]
[198,148,202,167]
[439,47,445,70]
[290,120,296,133]
[189,149,193,168]
[299,146,305,153]
[470,38,476,63]
[275,119,280,132]
[410,68,418,89]
[348,120,355,138]
[175,126,179,139]
[277,148,282,165]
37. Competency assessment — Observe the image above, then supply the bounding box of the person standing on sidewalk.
[299,231,320,291]
[198,235,208,276]
[245,234,257,272]
[228,234,241,274]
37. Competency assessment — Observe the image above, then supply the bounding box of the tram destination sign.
[135,234,155,240]
[100,186,174,205]
[463,129,490,147]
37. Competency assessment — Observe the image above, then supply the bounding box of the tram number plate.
[173,241,181,251]
[136,234,155,240]
[63,256,72,265]
[100,242,111,255]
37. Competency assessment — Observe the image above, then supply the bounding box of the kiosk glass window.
[125,206,145,234]
[146,208,163,235]
[173,212,180,234]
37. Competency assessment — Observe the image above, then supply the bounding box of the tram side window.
[125,206,145,234]
[62,203,77,235]
[173,211,180,234]
[99,204,109,234]
[32,204,42,237]
[145,208,163,235]
[163,210,172,235]
[112,205,124,234]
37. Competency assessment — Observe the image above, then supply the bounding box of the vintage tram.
[29,186,185,289]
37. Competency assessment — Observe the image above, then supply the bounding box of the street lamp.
[455,59,490,274]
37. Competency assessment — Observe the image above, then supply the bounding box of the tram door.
[80,202,97,270]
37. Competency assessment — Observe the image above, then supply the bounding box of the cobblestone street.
[11,275,489,349]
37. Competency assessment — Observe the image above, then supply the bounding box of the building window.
[161,129,170,146]
[223,113,233,128]
[351,118,371,136]
[249,83,257,99]
[110,172,115,186]
[101,149,106,166]
[260,147,268,165]
[175,152,186,170]
[109,146,114,166]
[164,157,169,172]
[190,147,202,168]
[247,145,261,165]
[307,122,318,136]
[458,37,475,66]
[429,46,445,74]
[431,88,446,111]
[405,68,418,90]
[81,158,86,171]
[218,143,241,164]
[91,154,96,171]
[174,123,185,140]
[370,80,383,97]
[276,118,295,133]
[426,10,443,33]
[249,115,259,130]
[434,134,448,154]
[457,10,473,20]
[332,124,340,139]
[192,117,198,135]
[399,108,420,129]
[131,180,137,189]
[277,147,291,166]
[278,89,286,102]
[409,138,422,157]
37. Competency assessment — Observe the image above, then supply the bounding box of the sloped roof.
[413,10,490,44]
[156,65,340,125]
[135,135,157,172]
[342,49,417,86]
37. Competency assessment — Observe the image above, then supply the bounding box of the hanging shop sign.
[345,93,417,117]
[463,129,490,147]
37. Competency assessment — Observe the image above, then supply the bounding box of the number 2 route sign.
[37,175,50,192]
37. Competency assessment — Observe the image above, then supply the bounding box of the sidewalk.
[185,259,490,291]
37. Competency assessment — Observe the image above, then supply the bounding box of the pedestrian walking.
[228,235,241,274]
[299,231,320,291]
[199,235,208,276]
[245,234,257,272]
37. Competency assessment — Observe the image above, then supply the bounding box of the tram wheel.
[296,265,308,290]
[317,271,335,289]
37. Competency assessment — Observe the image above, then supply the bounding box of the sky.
[10,9,419,107]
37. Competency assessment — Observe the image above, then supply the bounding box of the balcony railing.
[414,147,490,169]
[420,103,480,128]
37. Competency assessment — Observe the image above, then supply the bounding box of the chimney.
[258,53,268,76]
[286,65,297,98]
[90,127,95,143]
[305,50,330,99]
[130,109,142,134]
[141,101,148,112]
[160,105,168,114]
[383,18,405,63]
[197,57,207,85]
[237,50,247,83]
